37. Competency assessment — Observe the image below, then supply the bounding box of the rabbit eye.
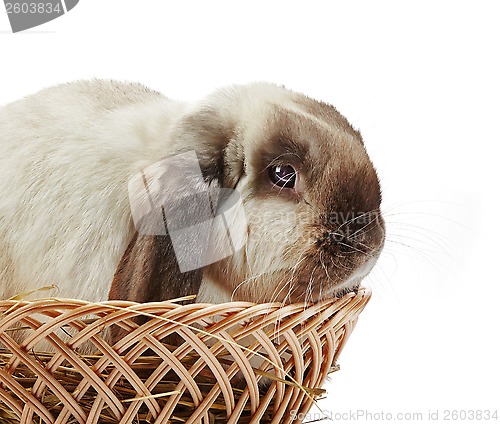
[269,165,297,189]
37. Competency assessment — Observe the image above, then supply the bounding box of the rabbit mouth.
[287,251,382,303]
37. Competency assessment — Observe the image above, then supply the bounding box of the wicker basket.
[0,287,371,424]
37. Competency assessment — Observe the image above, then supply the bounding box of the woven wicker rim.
[0,287,371,424]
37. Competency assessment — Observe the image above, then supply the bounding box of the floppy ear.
[109,153,217,304]
[109,102,239,305]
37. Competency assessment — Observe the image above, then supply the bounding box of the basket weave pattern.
[0,288,371,423]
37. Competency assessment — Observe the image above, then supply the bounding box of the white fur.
[0,80,185,301]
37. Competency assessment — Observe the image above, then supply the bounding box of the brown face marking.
[240,98,385,301]
[291,95,362,140]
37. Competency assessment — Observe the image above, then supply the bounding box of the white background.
[1,1,498,423]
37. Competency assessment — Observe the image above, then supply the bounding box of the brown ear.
[109,231,204,303]
[110,147,216,304]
